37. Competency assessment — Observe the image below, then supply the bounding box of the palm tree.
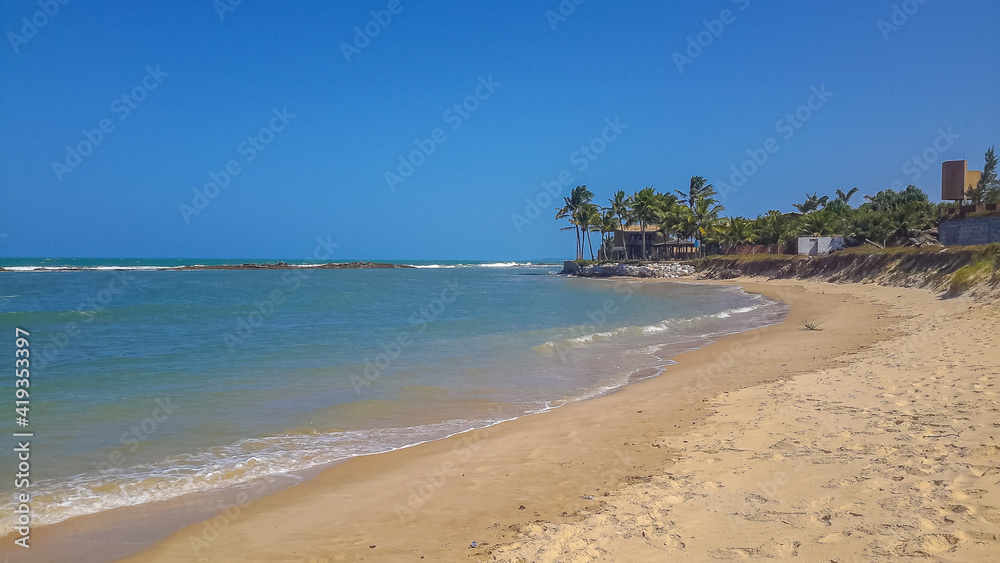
[690,196,723,248]
[649,192,679,239]
[655,191,680,213]
[887,201,934,241]
[754,210,795,245]
[573,185,595,257]
[676,176,716,208]
[798,209,842,236]
[629,187,661,260]
[847,208,894,246]
[654,201,696,258]
[793,193,829,214]
[720,216,756,250]
[598,210,618,260]
[654,207,676,245]
[607,191,630,260]
[667,204,695,240]
[835,187,859,203]
[556,216,582,258]
[576,203,601,260]
[555,185,594,259]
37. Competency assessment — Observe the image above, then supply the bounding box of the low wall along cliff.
[940,217,1000,246]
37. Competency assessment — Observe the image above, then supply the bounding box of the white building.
[798,236,845,255]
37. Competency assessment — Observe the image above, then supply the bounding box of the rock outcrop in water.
[0,262,415,272]
[174,261,414,270]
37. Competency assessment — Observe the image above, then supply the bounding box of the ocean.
[0,260,786,535]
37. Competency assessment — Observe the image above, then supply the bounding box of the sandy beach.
[8,2,998,560]
[68,277,998,561]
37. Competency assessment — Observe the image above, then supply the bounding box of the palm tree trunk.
[587,230,595,260]
[640,221,647,261]
[611,217,628,260]
[616,218,623,260]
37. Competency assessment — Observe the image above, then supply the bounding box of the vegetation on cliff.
[694,244,1000,297]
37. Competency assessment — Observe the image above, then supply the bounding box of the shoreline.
[9,277,997,561]
[115,278,901,561]
[0,278,772,562]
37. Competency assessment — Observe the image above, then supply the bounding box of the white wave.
[538,301,774,351]
[0,417,519,534]
[2,265,161,272]
[642,321,673,334]
[566,325,636,345]
[3,262,545,272]
[712,305,762,319]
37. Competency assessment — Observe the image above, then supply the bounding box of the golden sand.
[101,278,999,561]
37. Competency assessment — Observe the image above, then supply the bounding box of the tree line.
[555,146,1000,261]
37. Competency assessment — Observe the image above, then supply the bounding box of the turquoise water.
[0,262,785,532]
[0,257,545,270]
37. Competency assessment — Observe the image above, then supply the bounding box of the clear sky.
[2,0,998,260]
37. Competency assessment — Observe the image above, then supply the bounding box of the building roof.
[616,225,661,232]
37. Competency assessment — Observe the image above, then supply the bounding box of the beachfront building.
[612,225,698,260]
[798,236,845,256]
[938,160,1000,244]
[942,160,982,202]
[612,225,657,259]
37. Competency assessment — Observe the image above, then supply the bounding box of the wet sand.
[13,277,1000,561]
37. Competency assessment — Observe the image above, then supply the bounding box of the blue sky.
[2,0,998,260]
